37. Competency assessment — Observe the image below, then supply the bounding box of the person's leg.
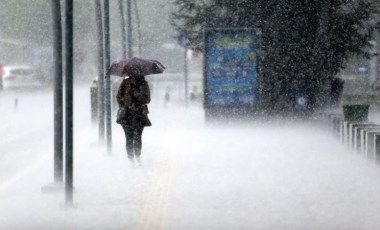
[122,125,134,159]
[133,126,144,158]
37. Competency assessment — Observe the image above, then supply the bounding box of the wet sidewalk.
[1,106,380,229]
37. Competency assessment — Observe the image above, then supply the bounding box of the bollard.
[14,98,18,110]
[90,80,98,124]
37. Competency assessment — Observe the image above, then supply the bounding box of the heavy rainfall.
[0,0,380,229]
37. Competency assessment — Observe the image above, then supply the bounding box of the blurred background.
[0,0,202,96]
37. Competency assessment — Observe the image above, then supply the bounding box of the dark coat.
[116,76,151,127]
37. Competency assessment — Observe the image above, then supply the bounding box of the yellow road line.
[136,136,178,230]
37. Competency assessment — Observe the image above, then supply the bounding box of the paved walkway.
[1,102,380,229]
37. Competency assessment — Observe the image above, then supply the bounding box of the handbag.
[142,115,152,127]
[116,106,129,125]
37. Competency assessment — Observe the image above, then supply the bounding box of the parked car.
[1,66,44,90]
[0,64,4,90]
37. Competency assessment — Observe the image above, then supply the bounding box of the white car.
[1,66,44,89]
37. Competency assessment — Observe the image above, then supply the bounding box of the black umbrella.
[106,57,165,77]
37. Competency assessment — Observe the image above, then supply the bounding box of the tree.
[171,0,380,113]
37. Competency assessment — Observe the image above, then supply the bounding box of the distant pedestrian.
[165,91,170,102]
[116,75,151,163]
[164,86,171,107]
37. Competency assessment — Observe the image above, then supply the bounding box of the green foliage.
[171,0,380,112]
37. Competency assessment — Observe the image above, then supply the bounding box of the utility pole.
[95,0,105,141]
[64,0,74,206]
[104,0,112,153]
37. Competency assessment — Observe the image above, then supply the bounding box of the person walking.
[116,75,151,163]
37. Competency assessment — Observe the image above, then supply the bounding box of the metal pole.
[65,0,74,206]
[370,41,377,84]
[104,0,112,153]
[0,65,3,91]
[126,0,133,58]
[184,46,189,107]
[95,0,105,141]
[52,0,64,183]
[132,0,142,56]
[119,0,127,59]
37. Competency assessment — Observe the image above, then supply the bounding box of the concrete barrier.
[319,110,380,164]
[348,122,374,150]
[374,135,380,163]
[366,130,380,160]
[359,126,380,155]
[353,124,378,151]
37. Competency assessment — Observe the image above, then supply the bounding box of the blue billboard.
[205,29,257,106]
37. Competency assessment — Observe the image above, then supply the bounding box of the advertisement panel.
[204,29,257,107]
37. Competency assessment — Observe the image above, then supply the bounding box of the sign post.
[178,32,189,107]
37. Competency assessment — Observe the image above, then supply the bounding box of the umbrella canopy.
[106,57,165,77]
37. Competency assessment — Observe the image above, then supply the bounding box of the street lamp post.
[103,0,112,153]
[64,0,74,206]
[95,0,105,141]
[51,0,64,184]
